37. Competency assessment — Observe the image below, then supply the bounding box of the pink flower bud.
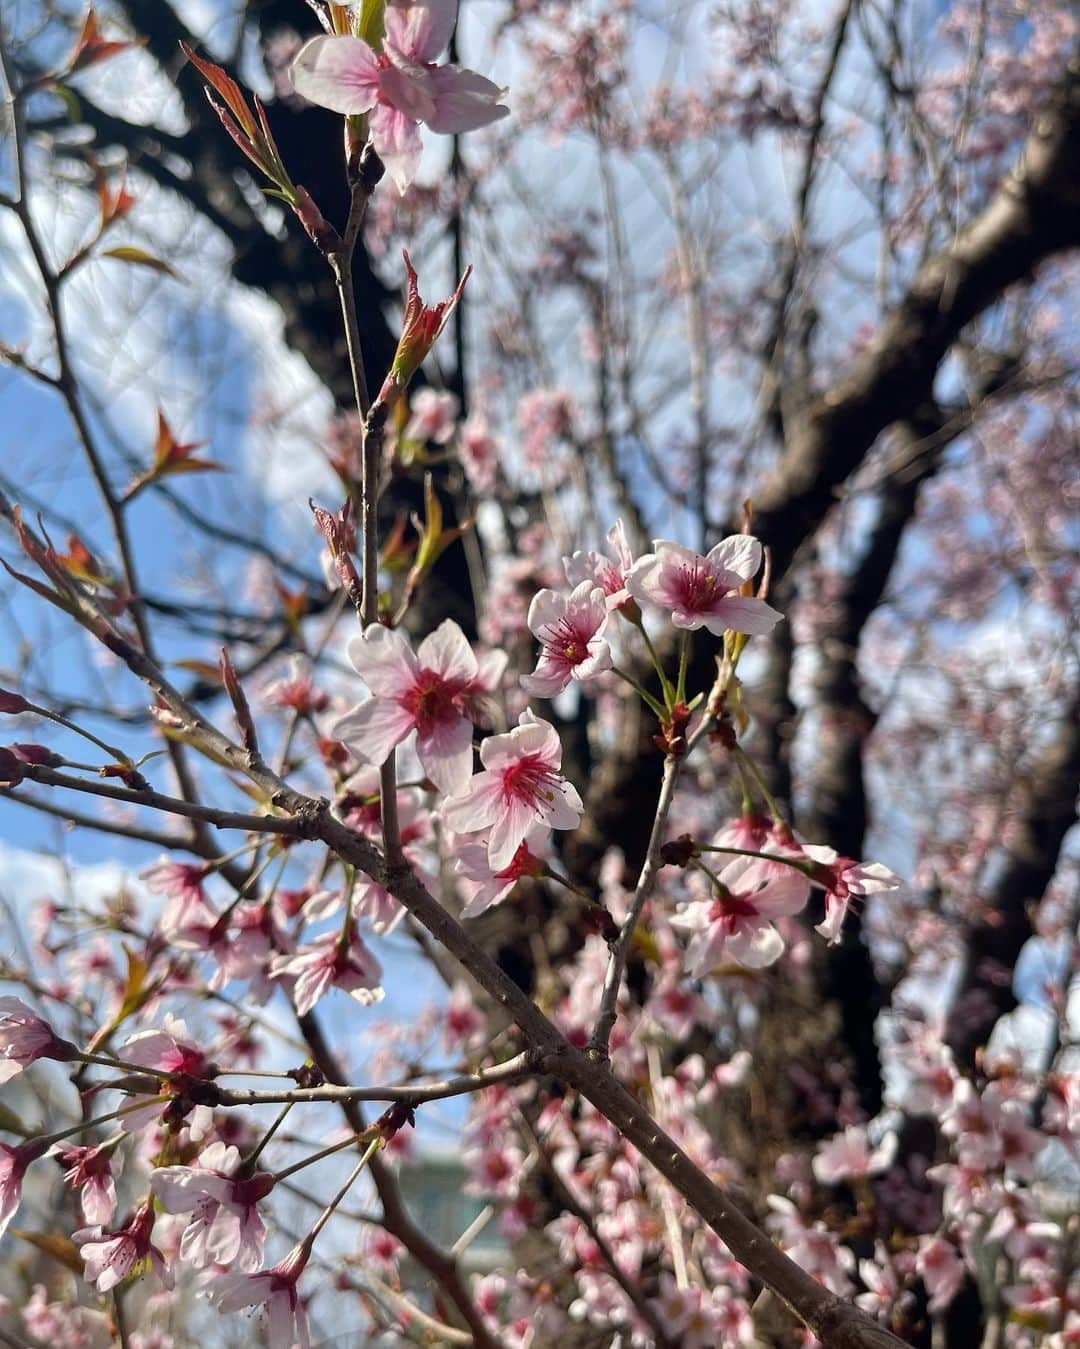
[0,997,78,1081]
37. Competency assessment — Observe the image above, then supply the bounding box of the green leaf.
[357,0,386,48]
[101,246,180,280]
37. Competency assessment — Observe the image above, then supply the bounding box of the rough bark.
[799,409,952,1116]
[944,694,1080,1069]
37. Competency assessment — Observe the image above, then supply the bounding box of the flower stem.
[695,843,813,876]
[272,1130,374,1184]
[675,630,692,705]
[304,1134,382,1249]
[635,622,675,705]
[241,1102,293,1171]
[611,666,667,719]
[35,1095,170,1149]
[734,745,785,826]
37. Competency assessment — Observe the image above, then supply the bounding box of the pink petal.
[685,926,728,978]
[521,653,572,698]
[427,65,510,133]
[752,870,811,917]
[418,713,474,796]
[706,535,762,584]
[726,921,785,968]
[369,102,424,193]
[290,35,380,115]
[331,696,415,767]
[487,795,537,871]
[702,595,783,637]
[417,619,478,684]
[385,0,457,64]
[537,778,583,831]
[527,588,567,635]
[347,625,417,694]
[378,55,437,122]
[441,771,502,834]
[624,552,664,604]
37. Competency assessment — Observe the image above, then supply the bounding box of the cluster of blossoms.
[0,506,914,1346]
[440,937,1078,1348]
[5,1,1077,1344]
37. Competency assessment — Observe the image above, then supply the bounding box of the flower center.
[542,616,591,667]
[402,670,461,731]
[676,563,722,611]
[500,752,558,807]
[708,890,759,930]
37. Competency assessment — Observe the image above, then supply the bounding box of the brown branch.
[16,764,309,839]
[1,788,195,852]
[753,49,1080,583]
[214,1052,536,1108]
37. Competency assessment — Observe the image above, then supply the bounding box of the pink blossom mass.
[2,1,1077,1344]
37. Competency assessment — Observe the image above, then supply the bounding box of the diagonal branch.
[753,49,1080,583]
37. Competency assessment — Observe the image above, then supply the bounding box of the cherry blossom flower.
[464,1138,528,1199]
[518,388,575,469]
[454,823,548,917]
[441,710,583,869]
[443,981,487,1049]
[141,860,210,929]
[208,1244,310,1349]
[459,415,500,494]
[802,845,902,943]
[21,1285,111,1346]
[290,1,509,192]
[915,1236,966,1312]
[563,519,635,611]
[521,581,613,697]
[0,1139,47,1239]
[766,1196,855,1296]
[60,1142,118,1226]
[894,1027,957,1115]
[76,1200,172,1294]
[150,1141,273,1272]
[117,1015,214,1134]
[626,536,782,636]
[405,388,458,443]
[813,1126,899,1184]
[670,856,810,973]
[856,1243,912,1318]
[120,1016,209,1079]
[0,996,76,1080]
[361,1226,404,1273]
[261,656,328,714]
[271,927,384,1016]
[332,619,481,796]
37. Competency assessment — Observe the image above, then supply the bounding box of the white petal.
[417,619,477,683]
[347,624,417,693]
[330,697,413,767]
[706,534,762,583]
[290,35,380,115]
